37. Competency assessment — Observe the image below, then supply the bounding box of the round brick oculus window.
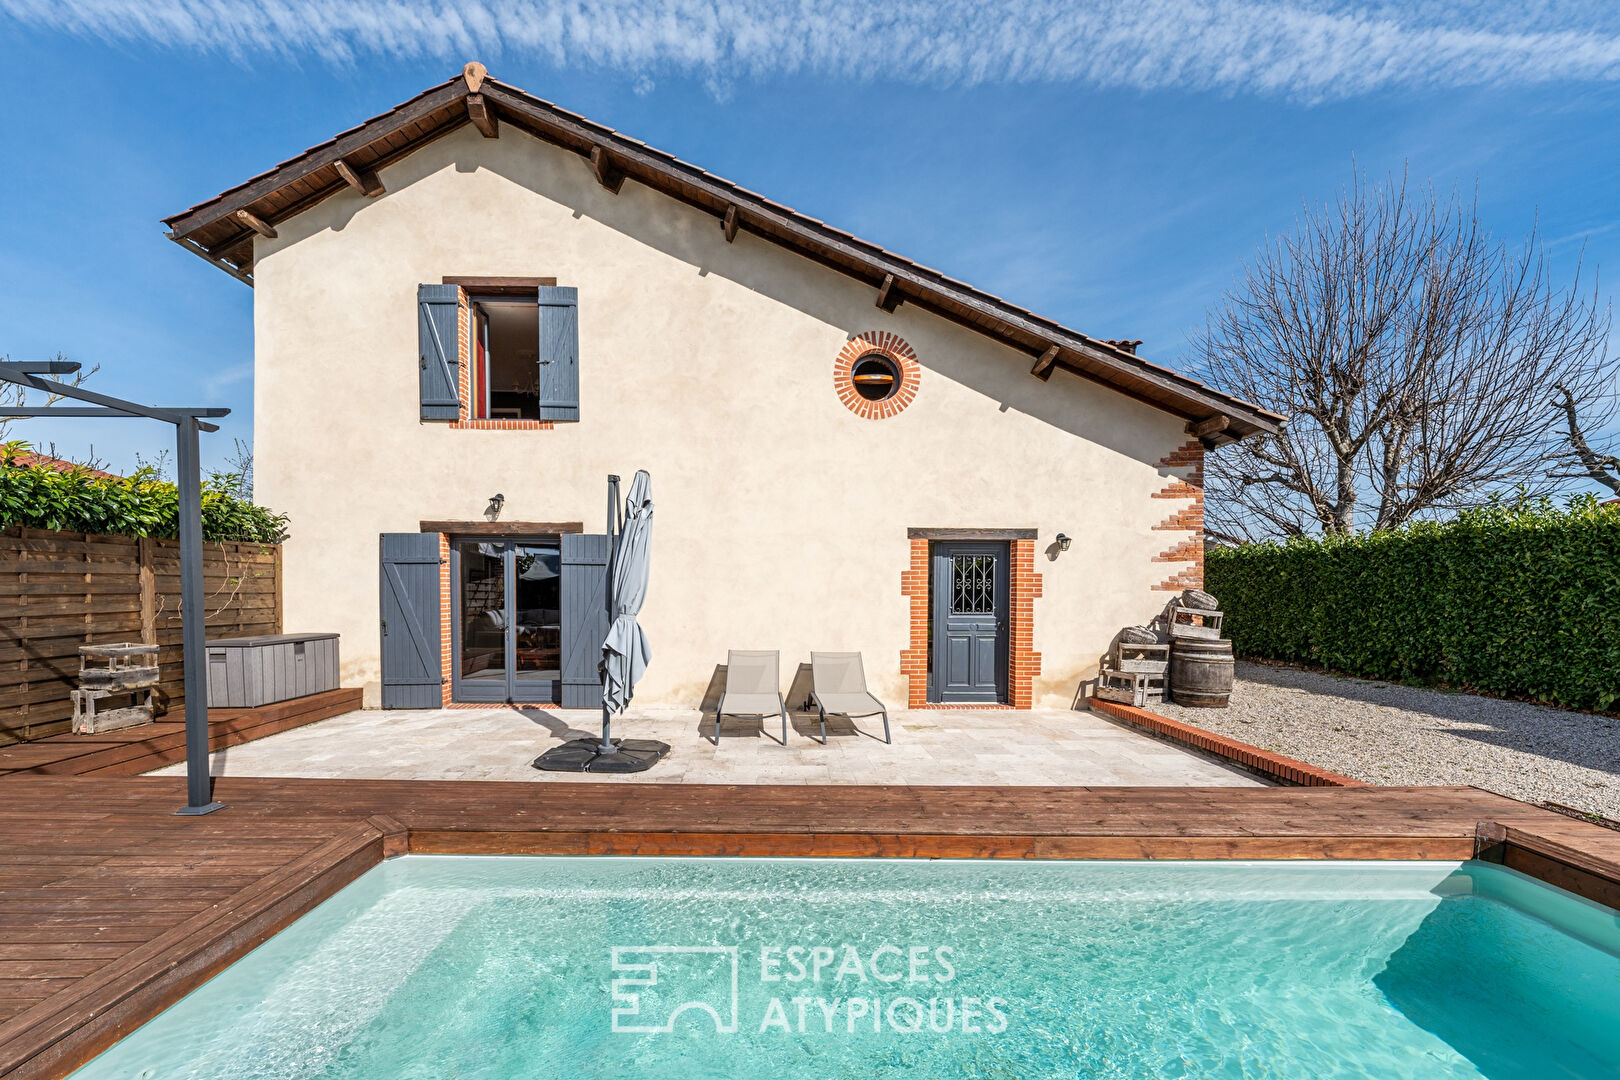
[834,331,919,419]
[851,354,901,401]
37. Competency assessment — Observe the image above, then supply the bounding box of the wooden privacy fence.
[1,526,282,743]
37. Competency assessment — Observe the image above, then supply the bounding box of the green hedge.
[0,441,288,543]
[1206,497,1620,712]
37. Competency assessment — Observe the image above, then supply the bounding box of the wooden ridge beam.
[232,209,277,240]
[332,158,385,197]
[590,146,625,194]
[1031,345,1061,381]
[466,94,498,139]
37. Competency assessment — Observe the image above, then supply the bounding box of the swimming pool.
[70,857,1620,1079]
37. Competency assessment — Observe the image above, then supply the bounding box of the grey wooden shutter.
[559,532,608,708]
[536,285,580,422]
[380,533,443,708]
[417,284,462,420]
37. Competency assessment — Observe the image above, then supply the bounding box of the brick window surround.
[901,535,1042,709]
[1151,440,1205,591]
[835,331,920,419]
[450,289,555,431]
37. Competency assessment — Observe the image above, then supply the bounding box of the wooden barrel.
[1170,638,1234,707]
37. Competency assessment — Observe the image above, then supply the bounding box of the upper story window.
[468,297,541,420]
[417,278,579,426]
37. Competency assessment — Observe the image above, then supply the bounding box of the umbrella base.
[533,738,670,774]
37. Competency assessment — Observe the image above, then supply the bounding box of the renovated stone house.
[163,64,1280,712]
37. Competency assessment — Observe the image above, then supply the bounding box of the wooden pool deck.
[1,776,1618,1079]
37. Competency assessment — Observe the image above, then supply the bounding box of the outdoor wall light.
[485,493,505,521]
[1056,533,1072,551]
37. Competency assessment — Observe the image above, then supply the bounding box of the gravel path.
[1154,661,1620,818]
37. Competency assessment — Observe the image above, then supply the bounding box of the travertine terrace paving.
[150,705,1262,786]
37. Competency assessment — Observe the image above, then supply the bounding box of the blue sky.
[1,1,1618,478]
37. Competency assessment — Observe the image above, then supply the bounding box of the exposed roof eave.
[163,67,1284,444]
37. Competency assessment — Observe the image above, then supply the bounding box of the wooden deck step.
[0,689,361,779]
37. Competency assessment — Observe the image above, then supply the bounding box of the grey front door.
[930,542,1009,704]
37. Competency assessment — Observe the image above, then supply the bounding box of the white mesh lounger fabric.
[714,650,789,746]
[809,652,891,744]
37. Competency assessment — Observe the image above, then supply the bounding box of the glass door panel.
[512,542,561,692]
[456,541,508,699]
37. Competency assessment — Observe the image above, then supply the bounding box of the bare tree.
[134,448,172,481]
[221,437,255,500]
[1196,169,1615,541]
[0,353,100,445]
[1549,383,1620,496]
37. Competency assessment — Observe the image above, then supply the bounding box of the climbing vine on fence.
[0,441,289,543]
[1206,496,1620,712]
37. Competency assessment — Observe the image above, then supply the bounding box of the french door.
[451,538,561,703]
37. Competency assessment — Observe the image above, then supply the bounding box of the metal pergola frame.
[0,359,231,815]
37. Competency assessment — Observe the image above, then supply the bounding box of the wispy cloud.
[200,361,252,400]
[3,1,1620,100]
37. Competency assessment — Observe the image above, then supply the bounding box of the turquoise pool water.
[72,857,1620,1079]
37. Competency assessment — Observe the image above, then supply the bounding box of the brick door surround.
[901,529,1042,709]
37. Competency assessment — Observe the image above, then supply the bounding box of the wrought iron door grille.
[950,554,994,615]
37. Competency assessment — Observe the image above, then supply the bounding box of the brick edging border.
[1088,697,1364,787]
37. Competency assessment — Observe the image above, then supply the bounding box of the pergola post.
[173,415,223,814]
[0,360,230,815]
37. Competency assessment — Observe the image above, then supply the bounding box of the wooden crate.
[72,686,157,734]
[1095,668,1165,708]
[1168,602,1224,640]
[1113,641,1169,674]
[72,642,160,734]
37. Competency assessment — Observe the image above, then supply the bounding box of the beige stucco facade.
[252,123,1199,709]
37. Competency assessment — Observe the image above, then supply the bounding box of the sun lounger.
[713,650,789,746]
[809,651,891,744]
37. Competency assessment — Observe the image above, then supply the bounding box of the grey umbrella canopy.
[602,469,653,714]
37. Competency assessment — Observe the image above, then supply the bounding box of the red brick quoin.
[901,537,1042,708]
[1151,440,1205,592]
[835,331,920,420]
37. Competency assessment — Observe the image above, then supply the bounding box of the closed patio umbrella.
[534,470,668,774]
[602,469,653,715]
